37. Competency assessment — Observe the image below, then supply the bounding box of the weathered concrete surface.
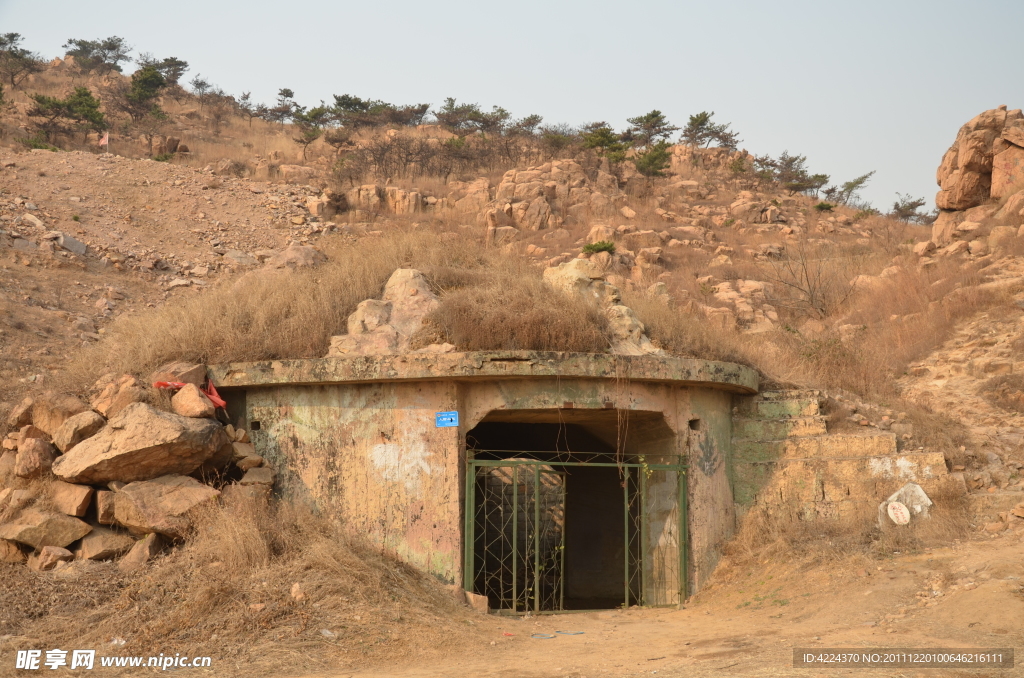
[213,352,754,597]
[732,391,951,518]
[208,351,759,394]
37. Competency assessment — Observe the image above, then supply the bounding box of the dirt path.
[300,535,1023,678]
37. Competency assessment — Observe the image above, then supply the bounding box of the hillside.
[1,54,1023,677]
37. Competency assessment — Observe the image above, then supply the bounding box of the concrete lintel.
[208,350,760,393]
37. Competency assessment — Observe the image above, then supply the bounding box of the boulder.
[52,402,228,484]
[51,481,94,517]
[52,410,106,453]
[520,197,551,230]
[221,482,272,506]
[587,224,616,244]
[235,455,264,471]
[16,424,48,446]
[239,467,276,486]
[31,393,89,437]
[15,438,57,478]
[0,510,92,548]
[171,384,215,418]
[79,526,135,560]
[149,362,207,388]
[96,490,115,525]
[117,533,164,572]
[28,545,74,571]
[0,539,25,563]
[113,475,220,538]
[278,165,317,184]
[327,269,440,357]
[6,397,33,430]
[606,305,662,356]
[266,245,326,269]
[91,375,148,419]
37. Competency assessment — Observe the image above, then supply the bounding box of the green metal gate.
[463,454,688,613]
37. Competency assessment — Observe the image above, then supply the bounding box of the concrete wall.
[234,376,737,596]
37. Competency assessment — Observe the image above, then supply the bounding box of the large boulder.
[0,510,92,548]
[52,410,106,453]
[52,402,228,484]
[31,393,89,437]
[113,475,220,538]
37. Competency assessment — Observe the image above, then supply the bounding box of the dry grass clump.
[427,273,610,352]
[724,478,972,568]
[5,498,478,677]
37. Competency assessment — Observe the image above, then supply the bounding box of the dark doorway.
[466,410,684,612]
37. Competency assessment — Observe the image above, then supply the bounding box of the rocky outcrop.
[52,402,227,484]
[934,106,1024,243]
[485,160,623,231]
[542,258,662,356]
[328,268,453,356]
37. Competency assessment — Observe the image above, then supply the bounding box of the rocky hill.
[2,56,1024,672]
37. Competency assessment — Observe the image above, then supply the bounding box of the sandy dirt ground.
[305,534,1023,678]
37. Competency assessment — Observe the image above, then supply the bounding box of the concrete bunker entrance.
[465,408,685,613]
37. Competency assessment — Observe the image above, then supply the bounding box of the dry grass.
[2,497,478,676]
[724,478,972,568]
[57,225,617,391]
[427,272,610,352]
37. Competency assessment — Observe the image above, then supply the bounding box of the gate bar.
[534,465,541,614]
[463,463,476,592]
[512,466,518,614]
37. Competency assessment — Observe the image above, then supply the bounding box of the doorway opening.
[464,409,686,613]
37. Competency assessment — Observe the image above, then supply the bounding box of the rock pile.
[0,362,272,572]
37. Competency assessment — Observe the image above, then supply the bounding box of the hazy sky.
[1,0,1018,209]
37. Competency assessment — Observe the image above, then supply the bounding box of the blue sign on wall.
[435,411,459,428]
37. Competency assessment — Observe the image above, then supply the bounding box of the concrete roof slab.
[208,351,759,394]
